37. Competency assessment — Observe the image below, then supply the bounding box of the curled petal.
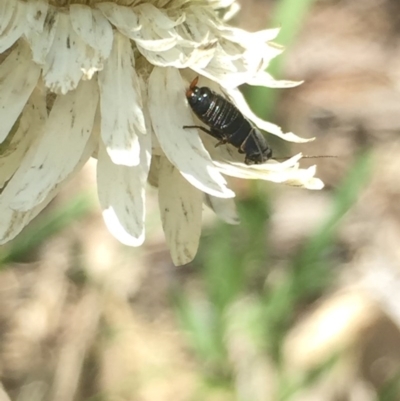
[98,3,180,53]
[0,0,26,53]
[220,27,281,46]
[222,2,241,22]
[213,160,324,190]
[204,195,240,225]
[225,87,315,143]
[175,12,216,48]
[96,2,141,35]
[0,42,41,143]
[136,3,184,30]
[247,71,303,88]
[0,87,47,188]
[137,44,211,68]
[133,4,178,51]
[98,1,178,52]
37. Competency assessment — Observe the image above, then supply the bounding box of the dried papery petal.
[98,31,145,166]
[0,42,41,144]
[26,0,48,33]
[247,71,303,88]
[0,127,97,245]
[70,4,113,60]
[6,78,99,212]
[42,12,85,93]
[0,0,26,53]
[25,8,59,64]
[204,195,240,225]
[96,2,141,36]
[225,87,314,143]
[158,156,203,266]
[97,132,151,247]
[0,87,47,188]
[213,160,325,190]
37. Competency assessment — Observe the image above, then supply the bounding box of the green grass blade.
[0,192,95,265]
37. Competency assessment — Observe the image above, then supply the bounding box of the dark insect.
[184,76,273,165]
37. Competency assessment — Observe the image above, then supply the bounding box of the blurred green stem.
[264,151,373,360]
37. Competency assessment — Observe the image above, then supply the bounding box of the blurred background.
[1,0,400,399]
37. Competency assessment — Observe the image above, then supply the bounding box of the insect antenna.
[273,155,337,161]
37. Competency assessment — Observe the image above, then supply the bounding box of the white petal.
[247,71,303,88]
[98,31,146,167]
[25,8,59,64]
[136,45,185,67]
[175,11,216,46]
[96,3,141,34]
[210,0,237,8]
[218,38,245,60]
[204,195,240,225]
[136,3,183,30]
[191,45,249,87]
[220,27,280,46]
[184,45,217,69]
[127,27,178,52]
[26,0,48,32]
[158,156,203,266]
[0,43,41,143]
[97,133,151,246]
[0,87,47,188]
[213,155,301,177]
[70,4,113,60]
[148,67,234,199]
[7,79,99,211]
[133,4,178,51]
[98,3,179,52]
[282,165,325,189]
[0,128,97,245]
[135,36,178,52]
[226,87,315,143]
[42,12,102,94]
[222,2,240,22]
[147,154,160,187]
[0,0,15,35]
[207,46,281,88]
[0,204,43,246]
[0,0,26,53]
[213,160,324,190]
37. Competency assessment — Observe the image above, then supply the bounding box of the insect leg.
[183,125,215,136]
[238,128,255,153]
[183,125,228,146]
[239,128,266,154]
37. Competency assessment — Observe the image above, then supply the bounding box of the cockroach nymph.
[184,77,272,165]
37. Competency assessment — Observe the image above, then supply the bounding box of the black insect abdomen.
[203,93,242,133]
[191,90,243,134]
[186,78,273,164]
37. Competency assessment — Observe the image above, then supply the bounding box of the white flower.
[0,0,324,265]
